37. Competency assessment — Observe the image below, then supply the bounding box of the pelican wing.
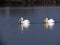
[23,20,30,24]
[48,19,55,23]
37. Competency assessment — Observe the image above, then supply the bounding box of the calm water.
[0,7,60,45]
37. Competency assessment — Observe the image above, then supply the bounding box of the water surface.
[0,7,60,45]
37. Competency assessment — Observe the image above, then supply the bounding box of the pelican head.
[18,17,23,22]
[44,18,48,23]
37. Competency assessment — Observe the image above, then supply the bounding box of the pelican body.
[18,17,30,24]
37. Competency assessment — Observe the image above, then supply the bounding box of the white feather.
[48,19,55,23]
[21,20,30,24]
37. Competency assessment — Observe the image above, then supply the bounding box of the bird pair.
[18,17,55,30]
[18,17,55,24]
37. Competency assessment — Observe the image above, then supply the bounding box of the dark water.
[0,7,60,45]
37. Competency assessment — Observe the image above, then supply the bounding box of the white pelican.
[44,18,55,23]
[44,18,55,29]
[18,17,30,24]
[18,17,30,30]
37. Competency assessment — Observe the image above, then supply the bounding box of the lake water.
[0,7,60,45]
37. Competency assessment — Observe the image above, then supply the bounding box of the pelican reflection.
[44,22,55,30]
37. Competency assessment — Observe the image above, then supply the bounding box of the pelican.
[44,18,55,23]
[18,17,30,30]
[44,18,55,29]
[18,17,30,24]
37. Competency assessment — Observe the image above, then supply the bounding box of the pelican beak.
[43,19,46,23]
[18,18,21,22]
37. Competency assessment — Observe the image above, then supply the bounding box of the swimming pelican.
[18,17,30,30]
[44,18,55,23]
[18,17,30,24]
[44,18,55,29]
